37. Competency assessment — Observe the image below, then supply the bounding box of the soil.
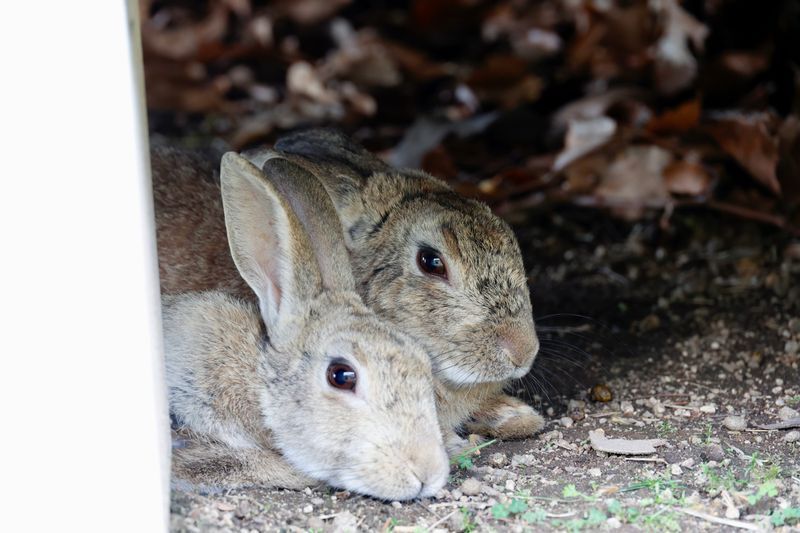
[169,208,800,532]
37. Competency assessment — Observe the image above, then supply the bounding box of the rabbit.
[162,151,449,500]
[153,131,544,454]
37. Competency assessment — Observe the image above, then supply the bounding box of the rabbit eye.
[327,362,357,391]
[417,248,447,279]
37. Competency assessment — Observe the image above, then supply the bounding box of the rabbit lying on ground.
[153,130,544,453]
[163,152,448,500]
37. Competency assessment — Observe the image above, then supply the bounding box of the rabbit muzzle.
[497,322,539,379]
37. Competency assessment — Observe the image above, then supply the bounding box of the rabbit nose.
[407,444,448,498]
[497,324,539,368]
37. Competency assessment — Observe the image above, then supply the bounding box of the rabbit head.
[246,130,539,388]
[168,153,449,501]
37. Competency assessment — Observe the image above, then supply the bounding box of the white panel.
[0,1,169,531]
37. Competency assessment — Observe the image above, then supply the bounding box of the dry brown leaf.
[278,0,351,25]
[551,88,641,135]
[140,0,230,61]
[589,429,667,455]
[653,0,708,95]
[467,55,543,109]
[553,117,617,172]
[324,21,402,88]
[706,113,780,195]
[664,159,712,196]
[647,99,701,134]
[286,61,338,104]
[594,145,673,218]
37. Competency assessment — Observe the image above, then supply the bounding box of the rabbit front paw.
[464,394,545,439]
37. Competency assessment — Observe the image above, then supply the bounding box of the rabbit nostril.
[498,326,539,367]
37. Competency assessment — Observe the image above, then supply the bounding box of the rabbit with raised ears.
[243,130,545,449]
[163,152,449,500]
[153,131,544,453]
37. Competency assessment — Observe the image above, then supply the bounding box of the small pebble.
[778,406,799,420]
[505,479,515,492]
[607,517,622,529]
[482,485,500,497]
[235,501,251,518]
[489,452,508,467]
[460,478,481,496]
[591,384,613,402]
[559,416,574,428]
[511,454,535,467]
[311,498,325,506]
[722,415,747,431]
[785,340,799,355]
[784,431,800,443]
[620,401,634,414]
[670,464,683,476]
[302,504,313,514]
[700,404,716,414]
[332,511,358,532]
[680,458,695,468]
[725,505,741,520]
[702,444,725,462]
[307,517,325,530]
[449,512,467,532]
[589,468,601,477]
[391,501,402,509]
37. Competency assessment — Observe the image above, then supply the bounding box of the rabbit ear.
[262,157,356,294]
[220,152,322,335]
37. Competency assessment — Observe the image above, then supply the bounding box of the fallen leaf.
[706,112,780,195]
[551,88,641,135]
[652,0,708,95]
[286,61,337,104]
[594,145,673,218]
[140,0,230,61]
[647,99,701,134]
[664,159,712,196]
[553,117,617,172]
[324,20,402,88]
[278,0,351,25]
[388,114,497,168]
[589,429,667,455]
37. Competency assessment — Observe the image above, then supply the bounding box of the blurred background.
[141,0,800,398]
[141,0,799,231]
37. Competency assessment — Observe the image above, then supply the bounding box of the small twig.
[428,501,489,510]
[663,403,699,411]
[555,441,578,452]
[587,411,621,418]
[624,456,667,463]
[547,511,577,518]
[426,510,457,530]
[675,508,764,531]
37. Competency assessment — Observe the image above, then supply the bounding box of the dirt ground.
[169,210,800,532]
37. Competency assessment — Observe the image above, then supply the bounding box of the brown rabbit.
[153,131,544,453]
[164,153,448,500]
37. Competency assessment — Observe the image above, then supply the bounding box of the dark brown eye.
[417,248,447,279]
[326,362,357,391]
